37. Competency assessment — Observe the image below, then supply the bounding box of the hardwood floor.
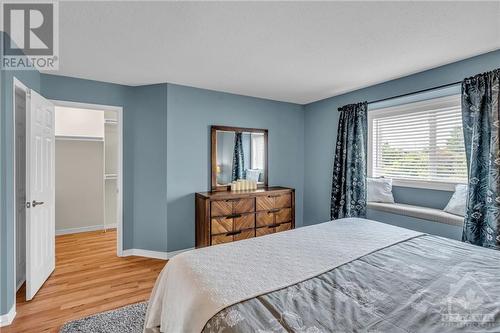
[4,229,166,333]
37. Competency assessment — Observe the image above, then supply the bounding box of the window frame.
[367,94,466,191]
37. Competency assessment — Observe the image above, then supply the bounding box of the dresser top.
[196,186,294,199]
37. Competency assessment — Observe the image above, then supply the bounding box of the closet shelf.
[56,135,104,142]
[105,119,118,125]
[105,174,117,180]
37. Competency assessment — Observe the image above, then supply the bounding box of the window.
[250,133,265,169]
[368,94,467,190]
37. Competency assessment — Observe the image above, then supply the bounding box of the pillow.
[444,184,468,217]
[245,169,261,182]
[367,177,395,203]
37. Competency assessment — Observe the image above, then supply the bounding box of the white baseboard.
[167,247,194,258]
[0,304,16,327]
[122,247,194,260]
[55,224,117,236]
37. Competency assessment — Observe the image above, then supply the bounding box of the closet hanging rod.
[338,81,461,111]
[55,135,104,142]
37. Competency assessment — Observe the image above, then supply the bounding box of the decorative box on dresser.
[195,187,295,248]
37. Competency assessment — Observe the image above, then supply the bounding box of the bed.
[144,218,500,332]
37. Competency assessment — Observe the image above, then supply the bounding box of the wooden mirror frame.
[211,125,268,191]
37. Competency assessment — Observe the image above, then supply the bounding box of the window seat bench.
[367,202,464,227]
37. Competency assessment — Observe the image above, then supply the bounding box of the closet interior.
[54,106,118,235]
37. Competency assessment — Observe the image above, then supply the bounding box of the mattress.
[144,218,500,332]
[203,235,500,332]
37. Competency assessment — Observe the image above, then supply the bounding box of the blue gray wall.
[166,84,304,251]
[303,50,500,230]
[124,84,168,252]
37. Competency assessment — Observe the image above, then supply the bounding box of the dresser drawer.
[256,211,274,227]
[256,225,276,237]
[276,222,292,232]
[275,194,292,209]
[211,200,232,217]
[211,214,255,235]
[275,208,292,223]
[234,229,255,241]
[256,207,291,227]
[256,193,292,211]
[233,213,255,231]
[211,229,254,245]
[211,216,233,235]
[211,233,233,245]
[211,198,255,217]
[233,198,255,214]
[256,221,291,237]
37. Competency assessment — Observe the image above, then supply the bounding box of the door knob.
[32,200,44,207]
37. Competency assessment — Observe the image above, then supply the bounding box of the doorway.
[50,100,124,255]
[14,82,27,292]
[53,104,122,237]
[13,79,124,305]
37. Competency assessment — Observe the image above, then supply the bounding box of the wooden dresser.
[195,187,295,248]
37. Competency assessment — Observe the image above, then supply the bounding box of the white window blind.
[368,94,467,189]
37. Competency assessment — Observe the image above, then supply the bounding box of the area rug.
[59,302,147,333]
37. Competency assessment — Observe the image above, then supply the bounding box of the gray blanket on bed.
[203,235,500,333]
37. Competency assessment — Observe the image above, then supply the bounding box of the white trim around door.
[10,77,29,326]
[0,304,16,327]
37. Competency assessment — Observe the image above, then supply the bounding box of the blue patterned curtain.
[331,102,368,220]
[232,132,245,181]
[461,69,500,250]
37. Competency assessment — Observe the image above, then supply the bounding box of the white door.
[26,89,55,300]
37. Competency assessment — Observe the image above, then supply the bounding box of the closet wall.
[55,140,104,231]
[55,107,118,234]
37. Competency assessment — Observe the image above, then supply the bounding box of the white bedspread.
[144,218,422,333]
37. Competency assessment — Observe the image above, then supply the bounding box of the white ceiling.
[49,1,500,104]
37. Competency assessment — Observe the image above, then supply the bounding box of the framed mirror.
[211,125,268,191]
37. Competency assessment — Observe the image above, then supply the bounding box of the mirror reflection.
[216,130,265,186]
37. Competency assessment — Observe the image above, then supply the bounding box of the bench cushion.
[367,202,464,226]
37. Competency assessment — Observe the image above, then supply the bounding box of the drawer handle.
[226,230,242,236]
[226,214,242,219]
[267,195,280,198]
[268,223,280,228]
[268,209,280,214]
[225,199,239,202]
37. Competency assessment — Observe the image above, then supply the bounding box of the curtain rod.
[338,80,461,111]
